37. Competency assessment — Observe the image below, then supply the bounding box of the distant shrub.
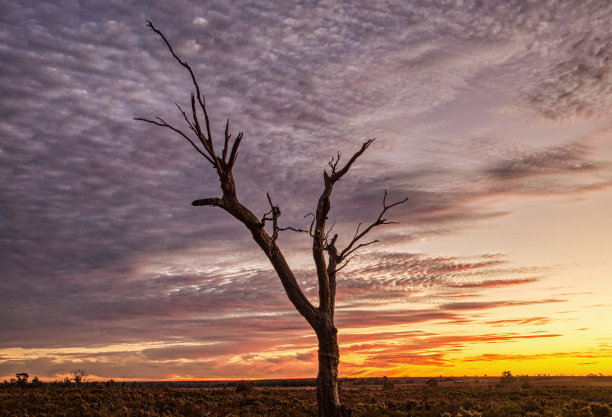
[235,380,254,393]
[425,378,438,387]
[500,371,515,383]
[382,376,394,390]
[70,369,87,384]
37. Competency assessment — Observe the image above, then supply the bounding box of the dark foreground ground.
[2,378,612,416]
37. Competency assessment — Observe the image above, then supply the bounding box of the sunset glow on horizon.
[1,0,612,383]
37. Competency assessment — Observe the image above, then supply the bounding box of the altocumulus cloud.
[1,0,611,379]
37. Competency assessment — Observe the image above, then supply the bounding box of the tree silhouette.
[500,370,515,383]
[15,373,28,386]
[70,368,87,384]
[136,21,407,417]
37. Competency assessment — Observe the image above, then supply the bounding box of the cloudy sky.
[1,0,611,381]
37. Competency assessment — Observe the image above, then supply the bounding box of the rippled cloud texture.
[1,0,611,380]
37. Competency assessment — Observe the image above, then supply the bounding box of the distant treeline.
[2,379,612,417]
[4,374,611,391]
[1,377,402,389]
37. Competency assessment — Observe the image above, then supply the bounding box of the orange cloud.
[487,317,551,326]
[449,278,538,288]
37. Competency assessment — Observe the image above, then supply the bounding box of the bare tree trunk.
[316,325,348,417]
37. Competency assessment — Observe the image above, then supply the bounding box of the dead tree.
[136,21,407,417]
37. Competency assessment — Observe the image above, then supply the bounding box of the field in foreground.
[2,381,612,417]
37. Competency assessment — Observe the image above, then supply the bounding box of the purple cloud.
[1,0,610,380]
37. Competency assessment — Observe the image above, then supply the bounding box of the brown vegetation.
[2,378,612,416]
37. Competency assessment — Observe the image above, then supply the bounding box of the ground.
[1,377,611,416]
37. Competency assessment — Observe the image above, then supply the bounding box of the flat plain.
[2,377,612,416]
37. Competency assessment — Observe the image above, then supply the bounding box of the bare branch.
[338,190,408,261]
[279,226,311,234]
[328,151,341,174]
[326,139,374,182]
[261,193,282,242]
[134,117,214,165]
[305,213,315,236]
[313,139,375,315]
[351,222,363,242]
[340,239,380,260]
[326,239,339,311]
[189,94,221,173]
[139,20,321,337]
[335,255,356,272]
[324,221,336,246]
[189,94,207,146]
[175,103,197,134]
[381,189,409,213]
[142,20,228,174]
[227,131,243,169]
[222,119,230,163]
[191,197,227,208]
[145,20,213,146]
[278,212,316,237]
[200,94,213,146]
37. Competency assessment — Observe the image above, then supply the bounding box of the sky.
[1,0,611,382]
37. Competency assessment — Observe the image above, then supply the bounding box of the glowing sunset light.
[1,0,612,384]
